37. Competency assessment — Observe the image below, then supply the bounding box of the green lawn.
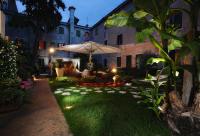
[49,77,170,136]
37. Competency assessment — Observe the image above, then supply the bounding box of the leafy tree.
[106,0,179,108]
[10,0,65,63]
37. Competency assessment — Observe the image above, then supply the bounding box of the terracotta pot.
[55,68,64,77]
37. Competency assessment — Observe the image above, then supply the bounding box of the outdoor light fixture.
[111,68,117,74]
[65,106,73,110]
[112,68,118,85]
[113,76,117,84]
[49,47,55,76]
[49,48,55,54]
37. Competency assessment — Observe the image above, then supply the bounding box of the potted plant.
[55,59,64,77]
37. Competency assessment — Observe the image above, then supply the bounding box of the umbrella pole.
[87,51,94,70]
[89,51,92,63]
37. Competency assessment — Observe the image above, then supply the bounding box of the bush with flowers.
[0,36,31,111]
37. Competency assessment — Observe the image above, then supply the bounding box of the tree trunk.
[169,91,184,113]
[186,3,200,105]
[182,70,193,106]
[32,34,39,62]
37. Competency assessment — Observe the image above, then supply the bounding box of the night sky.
[16,0,125,27]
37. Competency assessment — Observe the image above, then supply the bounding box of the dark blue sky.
[16,0,125,27]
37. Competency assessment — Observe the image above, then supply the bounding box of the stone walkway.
[0,79,71,136]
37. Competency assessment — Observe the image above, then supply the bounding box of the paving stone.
[130,92,140,95]
[69,87,76,89]
[95,90,103,93]
[132,95,142,99]
[107,91,115,94]
[57,88,65,91]
[125,83,132,86]
[62,92,71,96]
[131,86,138,89]
[80,92,88,95]
[63,89,72,92]
[86,89,93,92]
[119,91,127,94]
[73,90,80,93]
[54,90,63,94]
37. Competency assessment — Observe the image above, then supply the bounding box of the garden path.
[0,78,72,136]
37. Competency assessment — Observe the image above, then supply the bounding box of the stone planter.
[55,68,64,77]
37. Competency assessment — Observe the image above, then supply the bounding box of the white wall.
[91,2,136,46]
[0,11,6,37]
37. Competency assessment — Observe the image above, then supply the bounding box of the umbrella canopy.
[56,41,121,54]
[56,41,121,70]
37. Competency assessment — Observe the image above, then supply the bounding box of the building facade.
[91,0,200,69]
[2,0,35,49]
[1,1,90,67]
[1,0,199,70]
[38,6,91,66]
[91,0,156,69]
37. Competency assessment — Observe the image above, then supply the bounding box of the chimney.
[68,6,76,44]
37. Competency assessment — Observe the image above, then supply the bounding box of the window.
[76,30,81,37]
[136,54,142,69]
[39,41,46,50]
[170,12,182,28]
[117,34,123,45]
[95,28,98,36]
[104,59,107,67]
[117,57,121,67]
[104,40,107,45]
[126,55,132,68]
[38,59,45,67]
[58,27,64,34]
[57,43,65,47]
[84,32,90,42]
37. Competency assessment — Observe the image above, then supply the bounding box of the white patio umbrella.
[56,41,121,65]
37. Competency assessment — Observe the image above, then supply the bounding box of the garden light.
[49,48,55,54]
[111,68,117,74]
[113,75,120,84]
[65,106,73,110]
